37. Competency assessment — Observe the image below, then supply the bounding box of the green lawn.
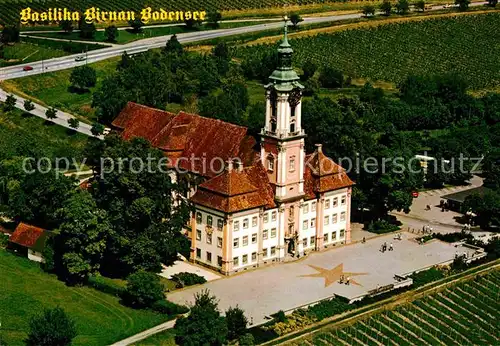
[1,58,119,122]
[30,21,276,45]
[0,107,87,162]
[133,330,177,346]
[0,250,171,346]
[0,42,68,67]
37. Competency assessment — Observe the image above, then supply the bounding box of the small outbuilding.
[441,186,490,212]
[8,223,49,263]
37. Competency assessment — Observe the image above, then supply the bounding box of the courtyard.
[167,232,482,326]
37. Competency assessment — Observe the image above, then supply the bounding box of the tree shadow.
[67,86,90,94]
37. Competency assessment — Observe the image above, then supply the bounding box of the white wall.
[193,207,224,268]
[231,209,261,269]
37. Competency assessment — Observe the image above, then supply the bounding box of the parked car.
[75,56,86,62]
[412,191,419,198]
[23,66,33,71]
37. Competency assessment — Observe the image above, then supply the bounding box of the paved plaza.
[167,232,481,326]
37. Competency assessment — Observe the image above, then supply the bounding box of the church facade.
[112,25,354,276]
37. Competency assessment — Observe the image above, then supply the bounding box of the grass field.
[0,107,87,161]
[235,12,500,90]
[290,269,500,345]
[0,250,171,346]
[0,42,68,67]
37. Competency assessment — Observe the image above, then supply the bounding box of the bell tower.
[260,17,305,203]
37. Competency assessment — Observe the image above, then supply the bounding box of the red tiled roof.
[9,223,47,250]
[190,163,275,213]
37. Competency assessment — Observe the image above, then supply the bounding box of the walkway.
[109,318,180,346]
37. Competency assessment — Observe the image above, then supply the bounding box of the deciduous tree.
[70,65,97,91]
[26,307,77,346]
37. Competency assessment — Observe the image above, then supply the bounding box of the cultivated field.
[235,12,500,90]
[289,270,500,345]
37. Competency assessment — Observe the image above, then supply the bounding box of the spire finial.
[283,15,289,42]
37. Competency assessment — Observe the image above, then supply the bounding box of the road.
[0,3,487,81]
[0,88,103,138]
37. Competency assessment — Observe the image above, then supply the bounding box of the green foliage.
[488,0,498,6]
[301,60,317,81]
[362,5,376,17]
[306,298,352,320]
[174,289,228,345]
[239,333,255,345]
[365,219,401,233]
[45,107,57,120]
[4,94,16,111]
[415,0,426,11]
[70,65,97,91]
[263,309,315,336]
[104,25,119,42]
[455,0,471,11]
[129,18,144,33]
[207,11,222,28]
[0,232,8,247]
[463,190,500,229]
[26,307,77,346]
[396,0,410,14]
[226,306,248,340]
[88,275,126,297]
[380,0,392,15]
[212,42,231,75]
[79,20,96,39]
[68,118,80,129]
[60,20,74,33]
[124,271,165,308]
[23,99,35,112]
[318,66,346,88]
[1,25,20,44]
[411,267,446,287]
[171,272,207,288]
[289,13,303,27]
[165,34,183,55]
[91,122,104,136]
[152,300,189,315]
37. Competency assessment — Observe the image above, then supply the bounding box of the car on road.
[23,66,33,71]
[75,56,86,62]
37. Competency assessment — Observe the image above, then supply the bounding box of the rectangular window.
[324,233,329,243]
[324,215,329,225]
[217,219,223,229]
[217,256,222,267]
[311,218,316,228]
[243,236,248,246]
[340,212,346,221]
[325,199,330,209]
[333,197,338,207]
[196,212,202,224]
[341,195,346,206]
[252,216,258,227]
[303,220,308,230]
[271,211,277,221]
[264,213,269,223]
[234,238,239,248]
[206,251,212,263]
[263,229,268,240]
[263,248,268,258]
[252,233,257,244]
[234,221,240,231]
[251,252,257,262]
[332,232,337,241]
[310,236,315,246]
[332,214,338,224]
[312,202,316,212]
[196,248,201,258]
[217,236,222,248]
[340,229,345,239]
[303,204,309,214]
[206,232,212,244]
[243,218,249,229]
[242,254,248,264]
[303,238,308,247]
[270,246,276,256]
[233,256,239,266]
[271,228,277,238]
[289,157,295,172]
[207,215,213,226]
[196,230,202,241]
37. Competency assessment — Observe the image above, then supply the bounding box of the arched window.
[267,155,275,171]
[290,121,296,134]
[271,117,277,133]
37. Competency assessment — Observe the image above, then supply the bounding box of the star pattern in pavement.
[299,263,368,287]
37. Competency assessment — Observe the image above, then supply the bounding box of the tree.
[26,307,77,346]
[124,271,165,308]
[463,190,500,229]
[301,60,317,81]
[362,5,376,17]
[91,122,105,136]
[226,306,248,340]
[45,107,57,120]
[165,34,183,55]
[68,118,80,130]
[53,190,111,283]
[104,25,118,42]
[60,20,74,33]
[455,0,470,11]
[415,0,426,11]
[24,99,35,112]
[184,17,202,29]
[396,0,410,14]
[212,42,230,75]
[70,65,97,91]
[380,0,393,15]
[4,94,16,111]
[206,11,222,28]
[239,333,255,346]
[318,66,345,88]
[79,20,96,39]
[1,25,20,44]
[175,290,228,345]
[487,0,498,7]
[289,13,303,28]
[129,18,144,33]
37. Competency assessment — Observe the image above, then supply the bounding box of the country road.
[0,2,487,81]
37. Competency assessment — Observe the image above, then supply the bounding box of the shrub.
[226,305,248,340]
[239,333,255,345]
[26,307,77,346]
[263,309,315,336]
[0,233,9,248]
[411,267,446,287]
[152,299,189,315]
[171,272,207,288]
[365,219,400,234]
[123,271,165,308]
[88,276,126,297]
[306,298,352,320]
[318,66,345,88]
